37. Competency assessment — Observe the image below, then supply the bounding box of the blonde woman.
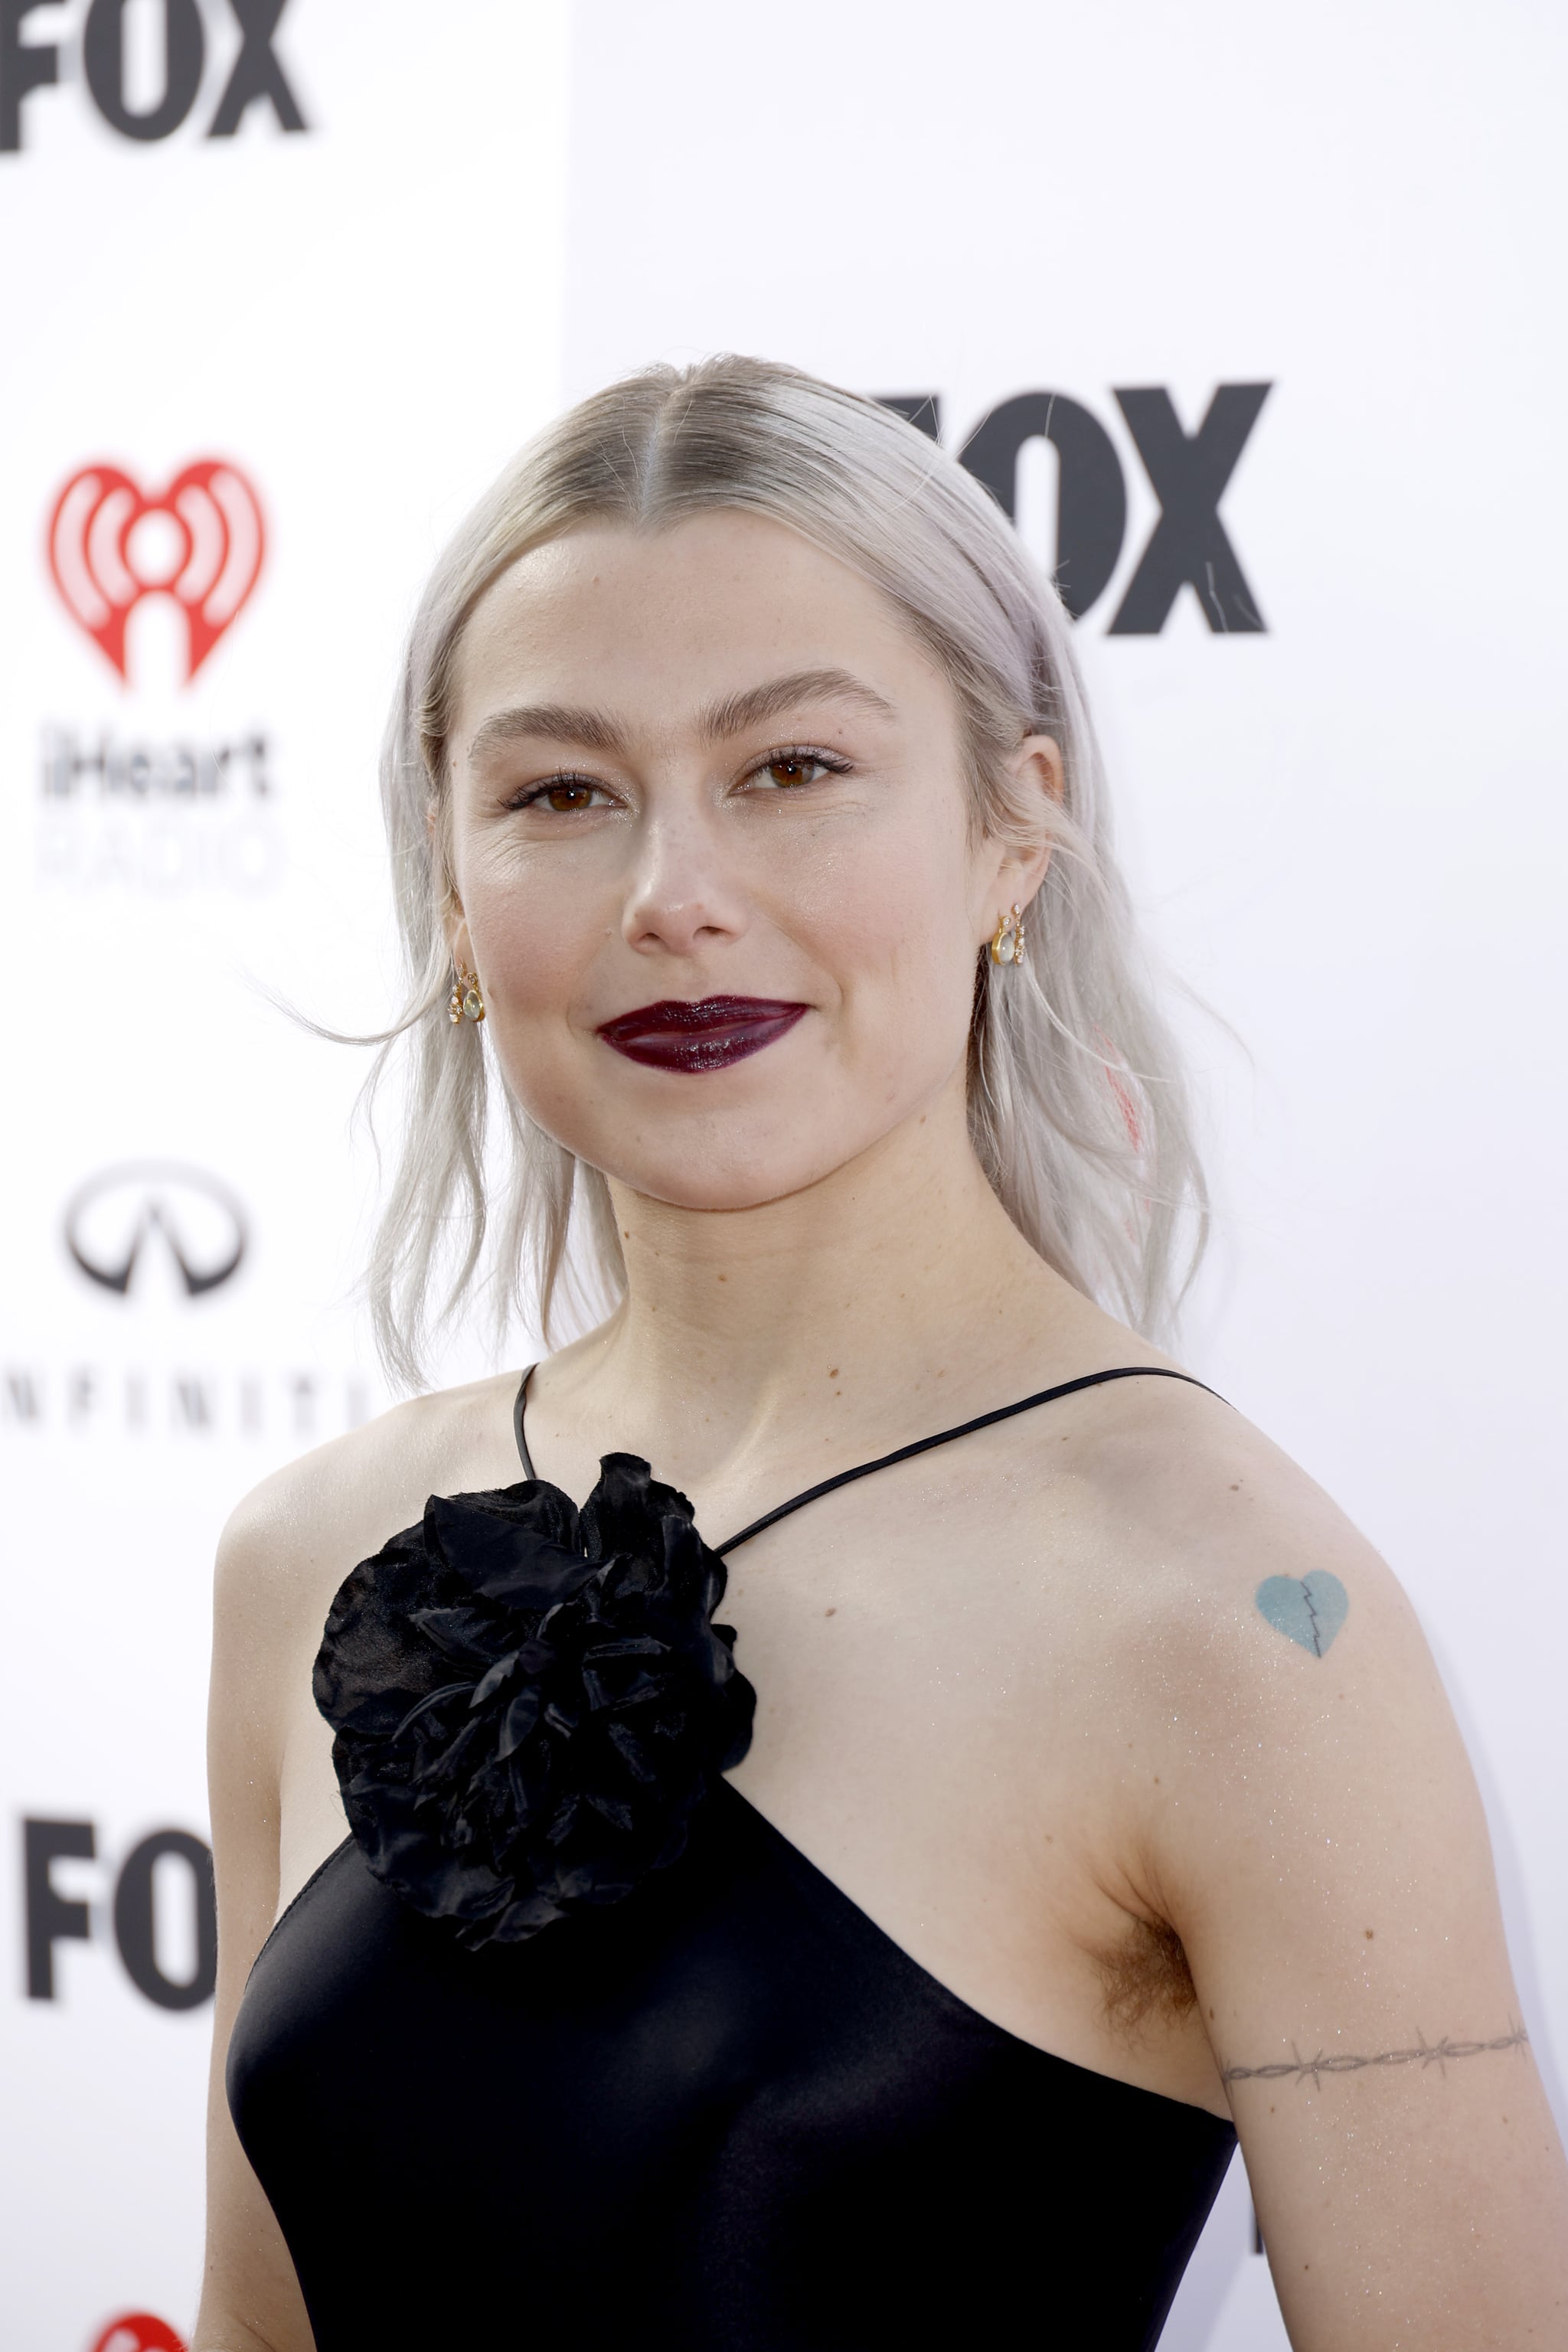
[198,359,1568,2350]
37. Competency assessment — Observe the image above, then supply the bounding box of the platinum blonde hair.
[360,354,1208,1391]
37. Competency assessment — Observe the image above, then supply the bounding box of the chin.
[550,1101,888,1214]
[519,1073,923,1214]
[595,1143,849,1216]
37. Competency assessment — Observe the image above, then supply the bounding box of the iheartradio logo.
[47,459,266,685]
[89,2318,186,2352]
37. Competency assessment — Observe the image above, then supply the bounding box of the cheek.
[476,911,580,1016]
[461,850,603,1022]
[466,891,606,1154]
[827,822,981,1024]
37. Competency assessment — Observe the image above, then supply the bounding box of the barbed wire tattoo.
[1223,2021,1529,2089]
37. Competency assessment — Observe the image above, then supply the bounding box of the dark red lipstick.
[596,995,808,1073]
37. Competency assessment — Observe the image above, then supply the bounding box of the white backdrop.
[3,4,1564,2347]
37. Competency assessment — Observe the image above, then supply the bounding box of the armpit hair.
[1093,1916,1198,2038]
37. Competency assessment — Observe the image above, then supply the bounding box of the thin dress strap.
[511,1362,1223,1557]
[513,1364,538,1481]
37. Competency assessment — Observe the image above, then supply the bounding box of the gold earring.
[988,904,1025,968]
[448,961,485,1024]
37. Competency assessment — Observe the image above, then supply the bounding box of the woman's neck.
[543,1077,1095,1491]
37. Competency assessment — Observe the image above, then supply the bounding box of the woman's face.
[445,509,1055,1213]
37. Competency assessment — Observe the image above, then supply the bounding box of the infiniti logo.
[63,1163,247,1298]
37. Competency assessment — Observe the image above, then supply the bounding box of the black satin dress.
[228,1367,1237,2350]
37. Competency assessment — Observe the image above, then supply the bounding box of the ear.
[983,734,1065,926]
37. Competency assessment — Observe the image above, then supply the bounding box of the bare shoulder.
[212,1370,522,1671]
[1050,1371,1478,1922]
[1063,1369,1434,1697]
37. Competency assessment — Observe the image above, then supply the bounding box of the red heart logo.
[47,459,266,684]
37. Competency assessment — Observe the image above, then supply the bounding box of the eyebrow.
[465,667,898,768]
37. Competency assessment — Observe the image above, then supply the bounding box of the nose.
[621,808,748,960]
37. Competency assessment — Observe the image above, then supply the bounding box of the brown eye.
[542,782,596,812]
[762,756,816,789]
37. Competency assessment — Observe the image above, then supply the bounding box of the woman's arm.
[1133,1447,1568,2349]
[192,1494,318,2352]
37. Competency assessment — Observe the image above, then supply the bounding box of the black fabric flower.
[313,1455,756,1949]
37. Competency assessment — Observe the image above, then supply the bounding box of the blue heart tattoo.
[1255,1570,1349,1657]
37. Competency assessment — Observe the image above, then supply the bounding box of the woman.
[198,358,1568,2350]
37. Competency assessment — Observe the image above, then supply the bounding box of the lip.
[596,995,809,1073]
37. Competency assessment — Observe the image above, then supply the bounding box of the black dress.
[227,1367,1237,2350]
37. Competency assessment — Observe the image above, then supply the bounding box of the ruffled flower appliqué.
[313,1455,756,1949]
